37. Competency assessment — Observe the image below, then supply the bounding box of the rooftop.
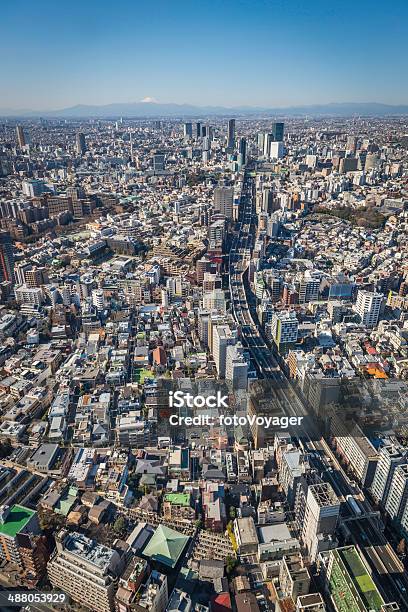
[163,493,190,506]
[142,524,189,568]
[331,546,384,612]
[235,517,258,545]
[63,532,116,571]
[0,505,35,538]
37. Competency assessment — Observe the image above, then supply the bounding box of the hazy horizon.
[2,99,408,114]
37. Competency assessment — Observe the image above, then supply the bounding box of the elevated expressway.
[227,171,408,606]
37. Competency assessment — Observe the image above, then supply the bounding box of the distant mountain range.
[1,101,408,118]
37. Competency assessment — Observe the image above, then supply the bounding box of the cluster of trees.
[315,205,386,229]
[0,439,13,459]
[38,509,66,533]
[112,515,127,537]
[186,171,207,186]
[226,555,238,575]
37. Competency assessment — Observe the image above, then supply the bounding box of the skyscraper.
[76,132,86,155]
[129,130,134,160]
[213,186,234,219]
[196,122,201,138]
[272,122,284,141]
[263,133,274,157]
[16,125,26,148]
[0,231,15,283]
[299,272,320,304]
[239,137,247,164]
[270,141,284,159]
[153,151,166,172]
[227,119,235,149]
[183,122,193,138]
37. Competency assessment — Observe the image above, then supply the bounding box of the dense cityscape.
[0,112,407,612]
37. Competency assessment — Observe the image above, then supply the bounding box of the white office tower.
[355,289,383,328]
[270,141,284,160]
[208,219,225,250]
[384,464,408,522]
[202,288,226,313]
[166,277,176,298]
[161,288,169,308]
[263,133,273,157]
[27,328,40,344]
[301,482,340,562]
[213,186,234,219]
[225,342,248,390]
[257,132,265,153]
[213,324,238,378]
[346,135,358,154]
[371,441,407,504]
[92,289,105,311]
[280,449,304,508]
[183,122,193,138]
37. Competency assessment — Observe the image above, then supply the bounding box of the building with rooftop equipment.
[301,483,340,562]
[48,530,122,612]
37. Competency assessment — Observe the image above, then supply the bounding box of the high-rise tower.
[227,119,235,149]
[0,231,15,283]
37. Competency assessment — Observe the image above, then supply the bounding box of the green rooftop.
[143,524,189,568]
[133,367,154,384]
[0,505,35,538]
[55,487,78,517]
[164,493,190,506]
[331,546,384,612]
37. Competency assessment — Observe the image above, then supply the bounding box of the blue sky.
[1,0,407,109]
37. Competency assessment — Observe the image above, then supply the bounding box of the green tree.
[38,509,66,533]
[0,439,13,459]
[226,555,238,575]
[113,515,126,535]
